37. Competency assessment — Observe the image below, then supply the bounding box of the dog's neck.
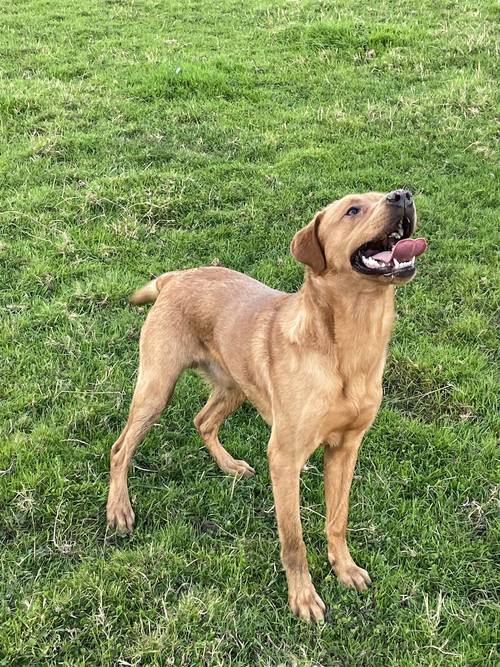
[284,270,395,358]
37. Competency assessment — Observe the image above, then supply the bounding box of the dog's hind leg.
[194,386,254,477]
[106,310,189,533]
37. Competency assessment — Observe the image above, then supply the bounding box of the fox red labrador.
[106,189,427,622]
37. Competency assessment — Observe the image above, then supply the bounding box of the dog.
[106,189,427,622]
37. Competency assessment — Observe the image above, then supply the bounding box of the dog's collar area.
[351,217,427,278]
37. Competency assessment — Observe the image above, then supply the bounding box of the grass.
[0,0,498,664]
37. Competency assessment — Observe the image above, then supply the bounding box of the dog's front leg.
[324,429,371,591]
[268,430,326,623]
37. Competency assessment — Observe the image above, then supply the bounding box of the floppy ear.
[290,211,326,274]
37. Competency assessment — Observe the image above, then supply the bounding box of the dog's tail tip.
[129,278,159,306]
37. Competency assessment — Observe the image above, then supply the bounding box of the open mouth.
[351,217,427,278]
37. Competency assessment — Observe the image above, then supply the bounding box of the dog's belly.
[222,363,274,426]
[242,392,273,426]
[197,348,275,426]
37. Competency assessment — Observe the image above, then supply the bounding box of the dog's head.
[291,190,427,285]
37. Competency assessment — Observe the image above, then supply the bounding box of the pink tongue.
[372,238,427,263]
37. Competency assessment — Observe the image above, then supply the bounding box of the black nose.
[386,189,413,208]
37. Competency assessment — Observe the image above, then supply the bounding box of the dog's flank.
[107,190,426,623]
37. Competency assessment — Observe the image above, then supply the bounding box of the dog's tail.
[129,272,180,306]
[129,278,159,305]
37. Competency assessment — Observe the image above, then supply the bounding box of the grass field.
[1,0,499,664]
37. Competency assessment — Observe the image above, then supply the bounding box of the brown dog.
[106,189,427,622]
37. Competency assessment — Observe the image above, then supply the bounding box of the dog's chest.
[327,379,382,432]
[318,351,386,433]
[321,325,389,432]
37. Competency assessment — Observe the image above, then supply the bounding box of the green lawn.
[1,0,499,664]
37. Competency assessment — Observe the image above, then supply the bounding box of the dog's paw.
[289,582,326,623]
[107,494,135,534]
[221,457,255,478]
[334,563,371,591]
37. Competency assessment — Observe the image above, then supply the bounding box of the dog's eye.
[346,206,361,216]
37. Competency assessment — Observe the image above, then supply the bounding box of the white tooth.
[393,258,400,268]
[362,256,383,269]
